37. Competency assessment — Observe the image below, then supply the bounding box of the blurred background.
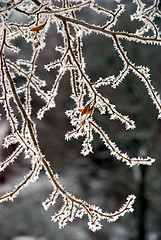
[0,0,161,239]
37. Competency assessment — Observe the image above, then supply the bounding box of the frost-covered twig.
[0,0,160,232]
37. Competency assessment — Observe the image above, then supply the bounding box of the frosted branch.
[0,0,159,232]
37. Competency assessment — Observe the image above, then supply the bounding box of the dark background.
[0,0,161,240]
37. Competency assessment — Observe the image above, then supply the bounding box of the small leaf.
[78,103,92,116]
[30,19,47,32]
